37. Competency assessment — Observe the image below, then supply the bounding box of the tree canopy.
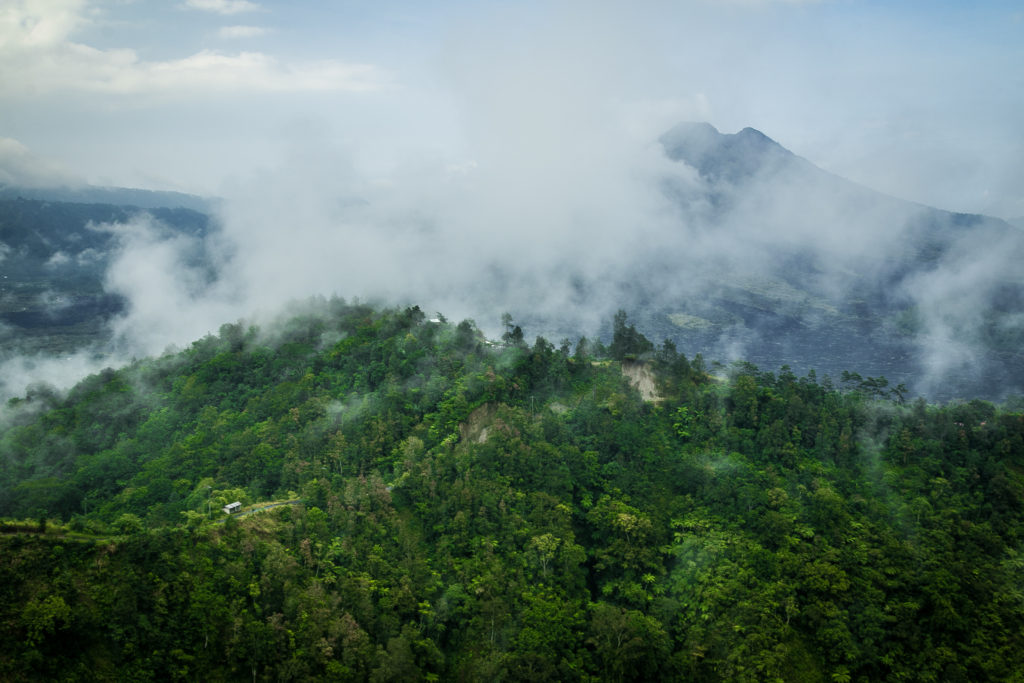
[1,298,1023,681]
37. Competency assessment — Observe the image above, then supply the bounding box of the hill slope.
[636,122,1024,400]
[2,302,1023,681]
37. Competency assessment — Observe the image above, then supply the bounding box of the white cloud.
[218,24,268,39]
[0,0,86,48]
[0,138,83,187]
[184,0,261,15]
[99,215,240,354]
[142,50,385,93]
[45,252,71,268]
[0,1,385,97]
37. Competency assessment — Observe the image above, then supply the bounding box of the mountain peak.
[658,122,722,161]
[736,126,774,144]
[659,122,792,183]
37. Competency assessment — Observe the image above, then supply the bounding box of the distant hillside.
[636,122,1024,400]
[0,184,214,213]
[0,197,214,354]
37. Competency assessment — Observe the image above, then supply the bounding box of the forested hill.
[2,300,1024,681]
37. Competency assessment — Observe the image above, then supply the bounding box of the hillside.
[2,301,1023,681]
[0,196,213,355]
[0,184,213,213]
[642,123,1024,400]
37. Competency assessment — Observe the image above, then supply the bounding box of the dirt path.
[221,499,303,521]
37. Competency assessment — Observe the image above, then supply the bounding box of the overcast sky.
[1,0,1022,219]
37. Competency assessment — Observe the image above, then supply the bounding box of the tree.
[114,513,143,535]
[609,310,654,361]
[587,603,669,681]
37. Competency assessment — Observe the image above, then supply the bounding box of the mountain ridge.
[0,183,214,213]
[661,121,1017,231]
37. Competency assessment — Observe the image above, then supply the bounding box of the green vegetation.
[1,299,1023,681]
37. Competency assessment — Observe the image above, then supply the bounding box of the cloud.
[94,215,239,355]
[0,352,112,409]
[897,226,1024,396]
[184,0,261,15]
[0,0,86,48]
[76,3,704,351]
[0,1,386,97]
[218,25,269,39]
[0,138,84,188]
[66,103,1019,403]
[143,51,384,93]
[0,0,1019,403]
[45,252,71,268]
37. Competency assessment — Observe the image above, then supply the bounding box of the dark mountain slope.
[0,197,214,353]
[632,123,1024,400]
[661,122,806,183]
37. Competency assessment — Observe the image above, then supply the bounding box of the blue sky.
[1,0,1022,218]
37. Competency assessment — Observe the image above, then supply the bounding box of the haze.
[1,0,1022,397]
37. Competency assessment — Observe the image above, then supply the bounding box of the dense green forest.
[2,299,1023,681]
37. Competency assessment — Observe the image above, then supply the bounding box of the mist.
[1,1,1021,403]
[66,112,1022,402]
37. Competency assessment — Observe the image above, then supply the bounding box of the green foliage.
[1,301,1023,680]
[609,309,654,361]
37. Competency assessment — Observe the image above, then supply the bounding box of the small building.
[222,501,242,515]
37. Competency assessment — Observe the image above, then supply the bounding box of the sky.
[1,0,1022,219]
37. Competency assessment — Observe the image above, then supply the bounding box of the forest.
[1,298,1023,681]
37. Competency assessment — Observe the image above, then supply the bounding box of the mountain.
[628,123,1024,400]
[660,121,806,184]
[2,134,1022,678]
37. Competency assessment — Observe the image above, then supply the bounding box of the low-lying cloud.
[68,111,1022,402]
[1,1,1021,403]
